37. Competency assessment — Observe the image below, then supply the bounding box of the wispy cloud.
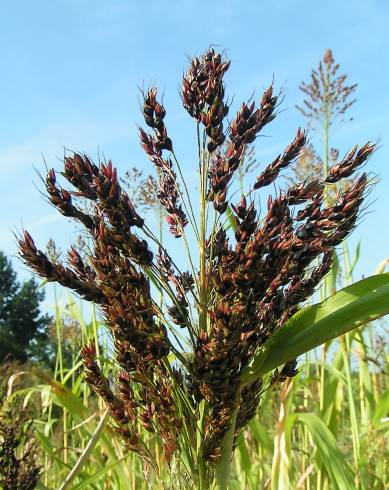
[28,212,62,230]
[1,115,134,176]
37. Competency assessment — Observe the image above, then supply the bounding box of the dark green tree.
[0,251,52,364]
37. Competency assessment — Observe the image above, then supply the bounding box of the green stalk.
[237,158,245,200]
[59,410,109,490]
[341,238,362,483]
[318,83,331,489]
[197,400,207,490]
[54,284,63,382]
[198,122,207,334]
[213,405,239,490]
[196,121,210,488]
[342,335,360,476]
[303,352,311,490]
[91,303,100,362]
[322,64,330,184]
[342,241,352,286]
[368,326,380,404]
[355,330,371,427]
[53,284,69,465]
[158,204,163,309]
[319,343,328,412]
[172,150,200,240]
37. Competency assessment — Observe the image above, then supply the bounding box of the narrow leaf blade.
[242,273,389,383]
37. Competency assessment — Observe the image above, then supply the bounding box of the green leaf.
[373,388,389,429]
[53,383,87,421]
[242,273,389,384]
[249,419,274,454]
[225,204,238,232]
[36,482,50,490]
[35,430,54,456]
[35,430,72,469]
[295,413,354,490]
[349,240,361,277]
[326,248,339,295]
[305,360,347,385]
[227,480,242,490]
[236,433,255,488]
[71,456,131,490]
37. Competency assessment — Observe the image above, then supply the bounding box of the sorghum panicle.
[18,48,375,473]
[139,88,188,237]
[296,48,357,123]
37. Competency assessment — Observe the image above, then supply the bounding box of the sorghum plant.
[120,167,160,214]
[18,49,386,489]
[294,49,380,489]
[296,48,358,186]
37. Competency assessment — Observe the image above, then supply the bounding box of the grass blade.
[242,273,389,383]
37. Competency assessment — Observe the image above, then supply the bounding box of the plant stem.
[198,122,207,333]
[341,335,360,482]
[172,150,200,240]
[318,83,331,489]
[323,68,330,183]
[213,405,239,490]
[59,410,109,490]
[195,120,210,489]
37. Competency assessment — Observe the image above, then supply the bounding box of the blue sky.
[1,0,388,306]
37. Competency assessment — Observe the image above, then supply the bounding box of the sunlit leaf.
[242,273,389,384]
